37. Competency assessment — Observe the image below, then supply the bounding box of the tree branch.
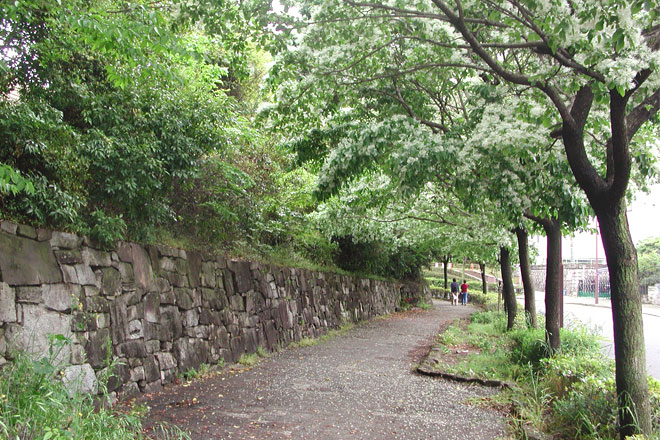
[608,90,632,203]
[342,0,508,27]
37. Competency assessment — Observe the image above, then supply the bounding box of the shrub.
[551,375,618,439]
[542,353,615,399]
[508,327,549,368]
[559,321,603,357]
[86,210,127,249]
[0,336,187,440]
[470,310,503,325]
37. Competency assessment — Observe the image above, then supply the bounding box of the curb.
[416,365,512,389]
[563,300,660,318]
[517,296,660,318]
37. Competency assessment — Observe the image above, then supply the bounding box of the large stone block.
[229,336,245,360]
[49,231,82,249]
[159,306,182,341]
[62,364,97,395]
[200,262,216,288]
[144,292,160,323]
[116,242,133,262]
[154,277,171,294]
[74,264,97,286]
[157,245,179,258]
[222,269,235,297]
[182,309,198,328]
[0,221,17,234]
[0,232,62,285]
[117,340,147,358]
[14,304,72,362]
[102,362,130,393]
[54,250,82,265]
[188,251,202,288]
[82,248,112,267]
[155,352,176,370]
[16,286,41,304]
[60,265,78,284]
[99,267,121,296]
[245,328,258,353]
[211,325,230,349]
[117,262,135,287]
[160,290,176,305]
[229,260,252,293]
[201,287,227,310]
[143,355,160,382]
[43,284,81,313]
[145,340,159,354]
[83,296,110,314]
[174,258,188,275]
[184,325,210,339]
[278,301,293,330]
[109,295,130,342]
[164,271,186,288]
[130,366,145,383]
[174,338,208,372]
[229,295,244,312]
[125,244,154,291]
[143,321,165,341]
[159,257,176,272]
[0,282,17,322]
[174,288,194,310]
[199,308,222,326]
[127,320,144,340]
[36,228,52,242]
[85,328,111,368]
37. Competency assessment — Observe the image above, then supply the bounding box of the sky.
[532,184,660,264]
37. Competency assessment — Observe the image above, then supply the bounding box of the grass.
[0,337,188,440]
[290,322,357,349]
[237,346,269,366]
[181,363,214,381]
[290,337,319,348]
[418,302,433,310]
[432,311,660,439]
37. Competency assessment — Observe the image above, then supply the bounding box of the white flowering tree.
[458,92,597,340]
[269,0,659,433]
[312,171,508,280]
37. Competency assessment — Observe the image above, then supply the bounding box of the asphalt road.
[530,295,660,379]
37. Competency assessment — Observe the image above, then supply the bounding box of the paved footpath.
[140,301,508,440]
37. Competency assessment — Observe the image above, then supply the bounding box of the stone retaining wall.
[0,221,429,398]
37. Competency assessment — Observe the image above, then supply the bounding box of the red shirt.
[460,283,468,293]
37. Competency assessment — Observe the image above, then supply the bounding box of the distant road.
[529,295,660,379]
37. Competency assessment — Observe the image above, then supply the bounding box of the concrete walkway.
[139,301,508,439]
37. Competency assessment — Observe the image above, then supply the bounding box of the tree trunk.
[499,246,516,330]
[442,255,450,290]
[542,219,562,353]
[597,200,650,436]
[479,262,487,294]
[515,227,537,328]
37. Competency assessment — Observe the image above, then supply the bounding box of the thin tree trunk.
[597,200,650,436]
[515,227,537,328]
[443,255,450,290]
[479,262,487,294]
[499,246,516,330]
[542,219,562,353]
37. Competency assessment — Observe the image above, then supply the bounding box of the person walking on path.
[450,278,459,305]
[460,280,469,305]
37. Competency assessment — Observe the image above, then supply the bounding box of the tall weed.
[0,336,188,440]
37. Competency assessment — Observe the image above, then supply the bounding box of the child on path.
[460,280,469,305]
[450,278,459,306]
